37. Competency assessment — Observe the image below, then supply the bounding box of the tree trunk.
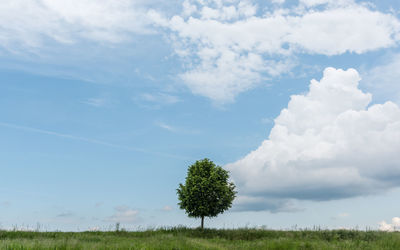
[201,216,204,229]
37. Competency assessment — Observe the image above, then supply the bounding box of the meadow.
[0,227,399,249]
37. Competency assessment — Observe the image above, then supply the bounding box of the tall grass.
[0,227,399,249]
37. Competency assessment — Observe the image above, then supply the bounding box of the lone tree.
[177,158,236,229]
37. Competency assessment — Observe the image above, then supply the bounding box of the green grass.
[0,227,399,249]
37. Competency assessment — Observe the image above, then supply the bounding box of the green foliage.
[1,228,400,249]
[177,158,236,221]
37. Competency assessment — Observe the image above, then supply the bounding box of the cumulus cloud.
[3,1,400,103]
[106,206,139,224]
[226,67,400,212]
[379,217,400,231]
[151,0,400,102]
[0,0,152,51]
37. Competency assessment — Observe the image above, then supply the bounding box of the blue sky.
[1,0,400,231]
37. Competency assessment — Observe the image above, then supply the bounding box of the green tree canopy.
[177,158,236,229]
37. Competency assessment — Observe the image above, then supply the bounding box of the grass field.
[0,227,399,249]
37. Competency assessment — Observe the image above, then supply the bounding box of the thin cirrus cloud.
[156,122,178,132]
[138,93,181,107]
[362,53,400,104]
[298,0,353,7]
[0,121,191,160]
[151,0,400,103]
[225,67,400,212]
[155,121,201,135]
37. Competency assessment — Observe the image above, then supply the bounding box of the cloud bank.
[152,0,400,102]
[379,217,400,232]
[226,67,400,212]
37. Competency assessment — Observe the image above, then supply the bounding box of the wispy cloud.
[331,213,350,220]
[155,121,200,134]
[134,92,181,109]
[261,117,273,125]
[0,0,154,52]
[105,206,139,224]
[141,93,180,104]
[156,122,178,132]
[362,53,400,104]
[0,121,192,160]
[82,97,110,107]
[56,212,74,218]
[162,205,173,211]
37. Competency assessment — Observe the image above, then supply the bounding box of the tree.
[177,158,236,229]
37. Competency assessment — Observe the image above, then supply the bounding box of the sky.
[1,0,400,231]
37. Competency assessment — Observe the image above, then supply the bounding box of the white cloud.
[394,217,400,227]
[139,93,181,105]
[271,0,285,4]
[379,217,400,231]
[180,51,269,103]
[299,0,353,7]
[226,67,400,211]
[0,0,152,51]
[3,1,400,104]
[261,117,273,124]
[106,206,139,224]
[133,92,182,110]
[362,54,400,104]
[337,213,349,218]
[155,121,201,134]
[82,97,110,107]
[88,226,101,231]
[233,195,301,212]
[152,1,400,102]
[331,212,350,220]
[162,205,173,211]
[286,7,399,55]
[156,122,177,132]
